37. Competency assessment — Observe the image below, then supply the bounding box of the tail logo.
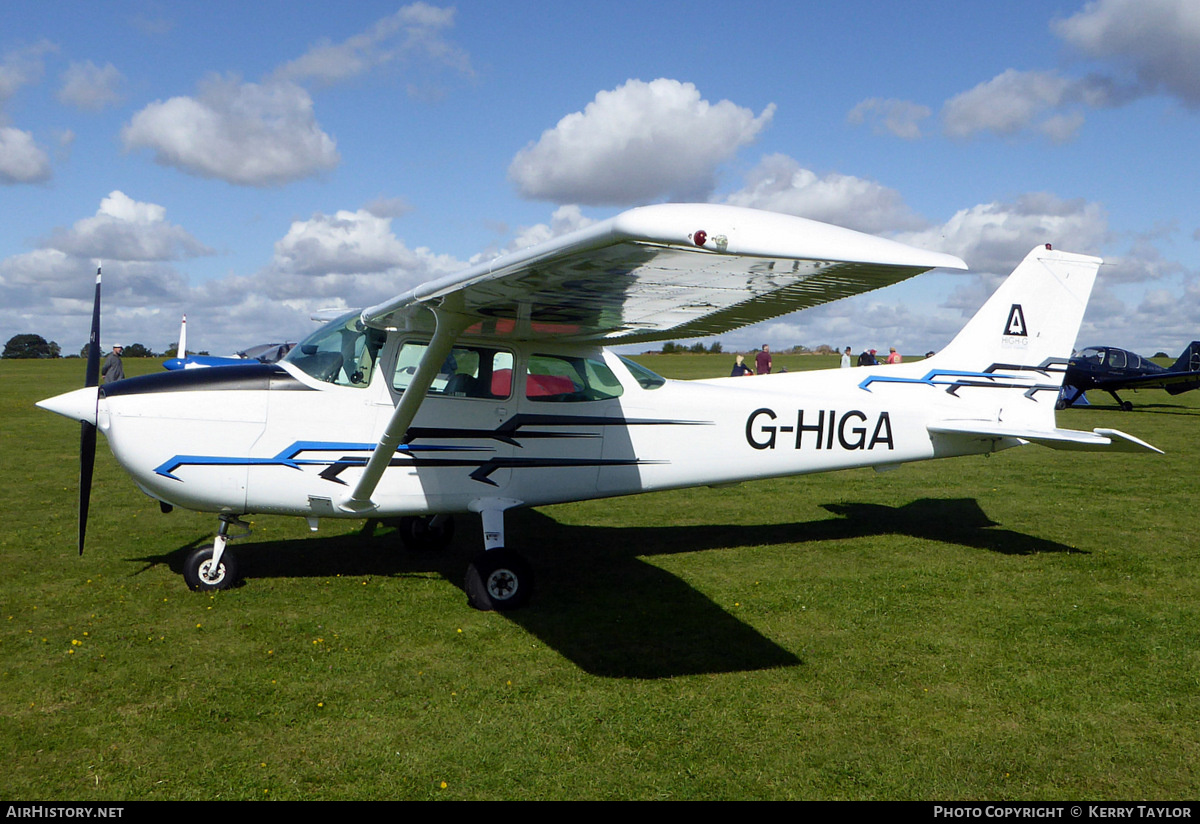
[1004,304,1028,337]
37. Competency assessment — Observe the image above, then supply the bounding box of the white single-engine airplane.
[38,204,1159,609]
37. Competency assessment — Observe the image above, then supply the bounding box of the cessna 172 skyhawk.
[37,204,1159,610]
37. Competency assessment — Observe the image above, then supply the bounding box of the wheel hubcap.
[199,559,225,585]
[487,568,517,600]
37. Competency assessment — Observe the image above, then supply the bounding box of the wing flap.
[363,204,965,343]
[929,421,1162,454]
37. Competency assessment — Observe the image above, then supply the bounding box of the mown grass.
[1,356,1197,799]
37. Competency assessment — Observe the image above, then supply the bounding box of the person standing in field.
[755,344,772,375]
[102,344,125,383]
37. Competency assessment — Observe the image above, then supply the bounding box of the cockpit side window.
[526,354,623,402]
[392,342,513,399]
[285,311,384,388]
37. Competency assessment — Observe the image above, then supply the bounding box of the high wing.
[361,204,966,343]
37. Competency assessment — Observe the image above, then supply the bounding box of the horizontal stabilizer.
[929,421,1162,454]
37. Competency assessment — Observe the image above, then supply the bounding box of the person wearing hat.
[887,347,901,364]
[102,344,125,383]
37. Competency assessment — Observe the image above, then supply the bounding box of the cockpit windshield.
[284,310,385,387]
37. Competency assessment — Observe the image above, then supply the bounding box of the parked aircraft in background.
[162,314,295,370]
[37,204,1158,610]
[1059,342,1200,410]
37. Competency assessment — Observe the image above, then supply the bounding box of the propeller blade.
[79,421,96,555]
[79,268,101,555]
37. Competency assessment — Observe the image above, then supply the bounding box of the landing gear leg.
[183,514,249,591]
[1107,390,1133,411]
[464,499,533,611]
[398,514,456,551]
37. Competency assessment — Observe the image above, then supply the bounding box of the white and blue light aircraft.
[38,204,1159,609]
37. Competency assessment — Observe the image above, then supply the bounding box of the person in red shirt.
[755,344,771,375]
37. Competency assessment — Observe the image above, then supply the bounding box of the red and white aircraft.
[38,204,1158,609]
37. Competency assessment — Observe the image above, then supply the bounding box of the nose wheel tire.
[465,548,533,611]
[183,546,239,591]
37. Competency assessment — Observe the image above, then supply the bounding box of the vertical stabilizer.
[908,246,1155,452]
[932,245,1101,373]
[1169,341,1200,374]
[896,246,1104,431]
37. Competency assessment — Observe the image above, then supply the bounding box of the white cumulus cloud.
[268,207,463,303]
[274,1,472,87]
[0,40,55,103]
[847,97,931,139]
[0,127,52,184]
[898,192,1110,275]
[940,69,1117,141]
[43,190,213,261]
[509,78,775,205]
[273,209,420,277]
[57,60,124,110]
[1054,0,1200,107]
[121,74,340,186]
[722,154,927,235]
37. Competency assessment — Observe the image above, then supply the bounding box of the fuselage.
[69,327,1010,522]
[1065,346,1165,390]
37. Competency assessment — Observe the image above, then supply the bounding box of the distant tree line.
[3,334,60,359]
[3,334,160,359]
[656,341,845,355]
[659,341,724,354]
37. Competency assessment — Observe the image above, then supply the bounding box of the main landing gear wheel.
[398,515,456,551]
[1120,401,1133,412]
[465,548,533,611]
[183,546,240,591]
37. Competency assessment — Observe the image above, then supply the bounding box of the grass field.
[2,355,1198,800]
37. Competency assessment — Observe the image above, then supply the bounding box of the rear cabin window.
[392,342,513,399]
[525,354,623,402]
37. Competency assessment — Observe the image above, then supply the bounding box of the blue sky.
[2,0,1198,358]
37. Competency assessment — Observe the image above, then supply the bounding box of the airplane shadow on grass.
[138,497,1075,679]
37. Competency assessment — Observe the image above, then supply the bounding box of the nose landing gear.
[183,514,249,591]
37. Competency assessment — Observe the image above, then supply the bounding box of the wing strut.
[340,305,471,513]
